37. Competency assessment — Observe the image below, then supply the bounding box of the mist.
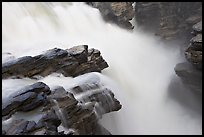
[2,2,202,135]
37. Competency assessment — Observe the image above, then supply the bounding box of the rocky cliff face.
[175,21,202,93]
[134,2,202,93]
[135,2,202,41]
[2,79,122,135]
[86,2,135,30]
[185,21,202,70]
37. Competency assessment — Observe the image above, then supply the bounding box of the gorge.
[2,2,202,135]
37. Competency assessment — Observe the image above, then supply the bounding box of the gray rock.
[2,45,108,79]
[175,62,202,93]
[5,119,29,135]
[135,2,202,42]
[70,83,122,115]
[2,78,121,135]
[185,24,202,70]
[185,46,202,69]
[47,83,122,135]
[175,20,202,93]
[87,2,135,30]
[5,110,61,135]
[2,82,50,119]
[2,130,6,135]
[192,21,202,33]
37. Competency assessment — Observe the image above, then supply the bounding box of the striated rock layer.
[2,81,122,135]
[175,21,202,93]
[2,82,50,119]
[185,21,202,70]
[2,45,108,79]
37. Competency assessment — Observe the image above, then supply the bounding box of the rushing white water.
[2,2,202,135]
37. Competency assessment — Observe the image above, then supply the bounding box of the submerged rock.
[2,45,108,79]
[87,2,135,30]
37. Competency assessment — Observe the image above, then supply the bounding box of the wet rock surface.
[2,82,50,119]
[2,45,108,79]
[47,83,121,135]
[87,2,134,30]
[2,45,119,135]
[2,81,121,135]
[4,110,61,135]
[69,83,121,115]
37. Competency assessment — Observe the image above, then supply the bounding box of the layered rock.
[69,83,121,115]
[2,45,108,79]
[2,81,122,135]
[2,82,51,119]
[4,110,62,135]
[135,2,202,93]
[86,2,135,30]
[175,21,202,93]
[135,2,202,41]
[185,21,202,70]
[48,83,121,135]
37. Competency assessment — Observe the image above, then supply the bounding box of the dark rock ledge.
[2,81,121,135]
[2,45,108,79]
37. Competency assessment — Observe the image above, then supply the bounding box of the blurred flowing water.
[2,2,202,135]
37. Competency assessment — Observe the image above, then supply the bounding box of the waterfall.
[2,2,202,135]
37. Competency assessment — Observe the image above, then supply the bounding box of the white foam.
[2,2,202,135]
